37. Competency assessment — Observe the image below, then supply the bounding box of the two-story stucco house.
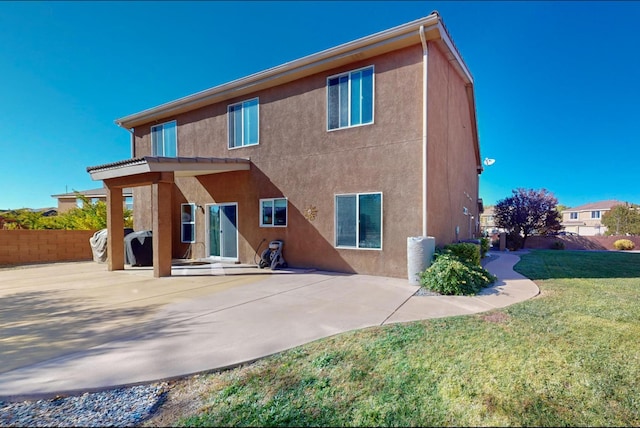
[561,200,625,236]
[87,12,483,279]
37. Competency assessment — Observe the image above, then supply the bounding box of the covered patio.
[87,156,250,277]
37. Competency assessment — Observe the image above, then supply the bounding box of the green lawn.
[173,250,640,427]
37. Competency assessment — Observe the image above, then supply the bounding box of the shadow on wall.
[196,166,357,274]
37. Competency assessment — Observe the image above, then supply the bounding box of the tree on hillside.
[0,209,42,229]
[601,204,640,235]
[2,195,132,230]
[494,188,562,249]
[556,204,570,215]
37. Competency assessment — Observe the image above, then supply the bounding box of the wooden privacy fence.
[0,230,96,265]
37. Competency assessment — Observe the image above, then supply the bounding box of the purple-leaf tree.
[494,188,562,249]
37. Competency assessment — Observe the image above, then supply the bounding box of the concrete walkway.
[0,251,538,399]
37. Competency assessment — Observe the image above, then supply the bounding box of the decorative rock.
[0,382,168,427]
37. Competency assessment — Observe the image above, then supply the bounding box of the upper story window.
[228,98,259,149]
[151,120,177,157]
[591,211,601,219]
[327,66,374,130]
[570,212,578,220]
[335,192,382,250]
[260,198,287,227]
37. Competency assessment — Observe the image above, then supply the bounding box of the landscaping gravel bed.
[414,287,440,296]
[0,382,168,427]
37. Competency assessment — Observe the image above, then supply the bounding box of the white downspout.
[128,128,135,158]
[419,25,428,236]
[404,24,437,284]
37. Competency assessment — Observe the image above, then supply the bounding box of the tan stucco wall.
[131,42,479,277]
[57,197,78,213]
[426,41,480,244]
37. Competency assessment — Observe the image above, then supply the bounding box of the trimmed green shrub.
[614,239,635,251]
[551,240,565,250]
[480,237,490,258]
[443,242,480,266]
[506,232,523,251]
[419,254,496,296]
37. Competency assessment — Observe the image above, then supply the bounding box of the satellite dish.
[483,158,496,166]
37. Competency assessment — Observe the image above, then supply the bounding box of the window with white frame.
[228,98,259,148]
[335,192,382,249]
[260,198,287,227]
[570,212,578,220]
[591,210,601,219]
[151,120,177,157]
[327,66,374,130]
[181,203,196,243]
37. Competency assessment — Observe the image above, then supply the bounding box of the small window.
[151,120,177,157]
[228,98,259,148]
[570,212,578,220]
[181,203,196,243]
[327,66,374,130]
[591,211,601,219]
[125,196,134,211]
[260,198,287,227]
[335,192,382,249]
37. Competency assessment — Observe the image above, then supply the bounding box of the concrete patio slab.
[0,251,538,399]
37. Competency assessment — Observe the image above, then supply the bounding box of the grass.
[157,250,640,427]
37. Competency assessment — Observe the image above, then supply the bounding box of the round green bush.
[480,237,490,258]
[419,254,496,296]
[614,239,635,251]
[443,242,481,266]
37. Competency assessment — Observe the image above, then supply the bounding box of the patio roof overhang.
[86,156,251,278]
[87,156,251,183]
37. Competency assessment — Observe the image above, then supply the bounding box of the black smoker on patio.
[124,230,153,267]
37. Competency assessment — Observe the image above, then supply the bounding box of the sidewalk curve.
[0,251,538,399]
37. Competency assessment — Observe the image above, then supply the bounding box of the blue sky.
[1,1,639,210]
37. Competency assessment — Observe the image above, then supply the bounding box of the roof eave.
[87,156,251,181]
[115,13,447,129]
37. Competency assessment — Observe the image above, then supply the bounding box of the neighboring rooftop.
[51,187,133,199]
[563,200,628,212]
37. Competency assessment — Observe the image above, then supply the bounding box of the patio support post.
[106,185,125,271]
[152,172,173,277]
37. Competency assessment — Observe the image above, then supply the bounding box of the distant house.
[561,200,626,236]
[87,12,484,278]
[479,205,497,236]
[51,187,133,213]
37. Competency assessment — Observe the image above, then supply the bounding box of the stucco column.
[152,173,173,277]
[106,185,125,271]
